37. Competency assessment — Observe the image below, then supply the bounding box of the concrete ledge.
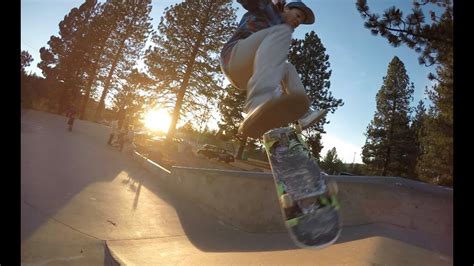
[171,166,285,232]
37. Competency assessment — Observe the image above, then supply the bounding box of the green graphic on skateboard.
[263,127,342,248]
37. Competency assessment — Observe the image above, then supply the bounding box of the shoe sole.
[300,108,329,130]
[239,94,308,138]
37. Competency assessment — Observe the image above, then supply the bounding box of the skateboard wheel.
[281,193,294,208]
[327,181,338,195]
[294,124,302,134]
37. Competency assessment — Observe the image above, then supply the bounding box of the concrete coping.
[134,151,171,174]
[171,165,452,196]
[172,165,271,178]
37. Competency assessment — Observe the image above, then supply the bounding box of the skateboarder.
[107,119,119,145]
[65,105,77,132]
[220,0,328,138]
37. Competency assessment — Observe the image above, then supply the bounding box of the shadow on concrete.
[338,223,453,257]
[132,173,299,253]
[21,110,135,242]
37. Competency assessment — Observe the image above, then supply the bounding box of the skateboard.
[263,126,342,248]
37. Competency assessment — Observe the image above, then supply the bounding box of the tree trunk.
[166,38,203,140]
[58,85,71,115]
[93,12,139,122]
[236,137,247,160]
[80,42,108,119]
[166,11,211,140]
[93,42,125,121]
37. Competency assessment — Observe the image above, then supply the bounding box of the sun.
[143,109,171,133]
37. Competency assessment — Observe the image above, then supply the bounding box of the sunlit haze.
[143,109,171,133]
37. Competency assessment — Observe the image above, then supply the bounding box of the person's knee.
[272,23,293,35]
[285,62,297,73]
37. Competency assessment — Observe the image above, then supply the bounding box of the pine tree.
[408,100,427,178]
[77,1,120,119]
[112,69,154,125]
[356,0,453,185]
[94,0,153,121]
[38,0,102,113]
[416,63,453,186]
[21,50,35,107]
[356,0,452,67]
[287,31,343,159]
[362,56,415,177]
[217,84,248,159]
[21,50,33,74]
[320,147,345,175]
[145,0,237,140]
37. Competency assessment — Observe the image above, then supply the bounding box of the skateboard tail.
[287,207,343,249]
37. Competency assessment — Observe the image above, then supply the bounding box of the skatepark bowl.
[21,111,452,265]
[103,152,452,265]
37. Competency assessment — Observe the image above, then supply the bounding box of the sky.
[21,0,439,164]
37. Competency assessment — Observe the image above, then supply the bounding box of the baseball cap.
[284,0,315,25]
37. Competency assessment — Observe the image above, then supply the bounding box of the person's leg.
[107,133,114,145]
[227,24,308,111]
[226,25,310,137]
[281,62,329,130]
[68,118,74,131]
[281,62,306,97]
[225,25,294,91]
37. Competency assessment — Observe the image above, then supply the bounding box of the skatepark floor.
[21,110,452,265]
[105,174,452,265]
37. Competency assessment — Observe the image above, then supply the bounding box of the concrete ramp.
[104,152,453,265]
[106,234,451,265]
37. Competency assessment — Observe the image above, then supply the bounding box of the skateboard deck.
[263,127,342,248]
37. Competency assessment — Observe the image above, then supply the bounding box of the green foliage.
[36,0,153,119]
[145,0,237,139]
[356,0,453,67]
[21,50,33,74]
[38,0,102,113]
[416,63,453,186]
[348,163,369,176]
[319,147,345,175]
[356,0,452,186]
[288,31,344,159]
[217,84,249,159]
[94,0,153,121]
[112,69,154,125]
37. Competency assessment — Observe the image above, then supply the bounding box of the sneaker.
[239,93,309,138]
[297,107,329,130]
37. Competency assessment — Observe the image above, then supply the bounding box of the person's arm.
[237,0,271,12]
[239,0,283,26]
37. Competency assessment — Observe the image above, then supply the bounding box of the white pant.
[225,24,309,111]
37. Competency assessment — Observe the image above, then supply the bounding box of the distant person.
[65,106,77,132]
[116,126,128,151]
[117,108,127,130]
[123,125,136,155]
[107,120,119,145]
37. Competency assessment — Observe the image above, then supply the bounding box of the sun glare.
[143,109,171,133]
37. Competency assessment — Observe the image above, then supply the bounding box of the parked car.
[196,144,235,163]
[134,134,185,159]
[339,172,355,176]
